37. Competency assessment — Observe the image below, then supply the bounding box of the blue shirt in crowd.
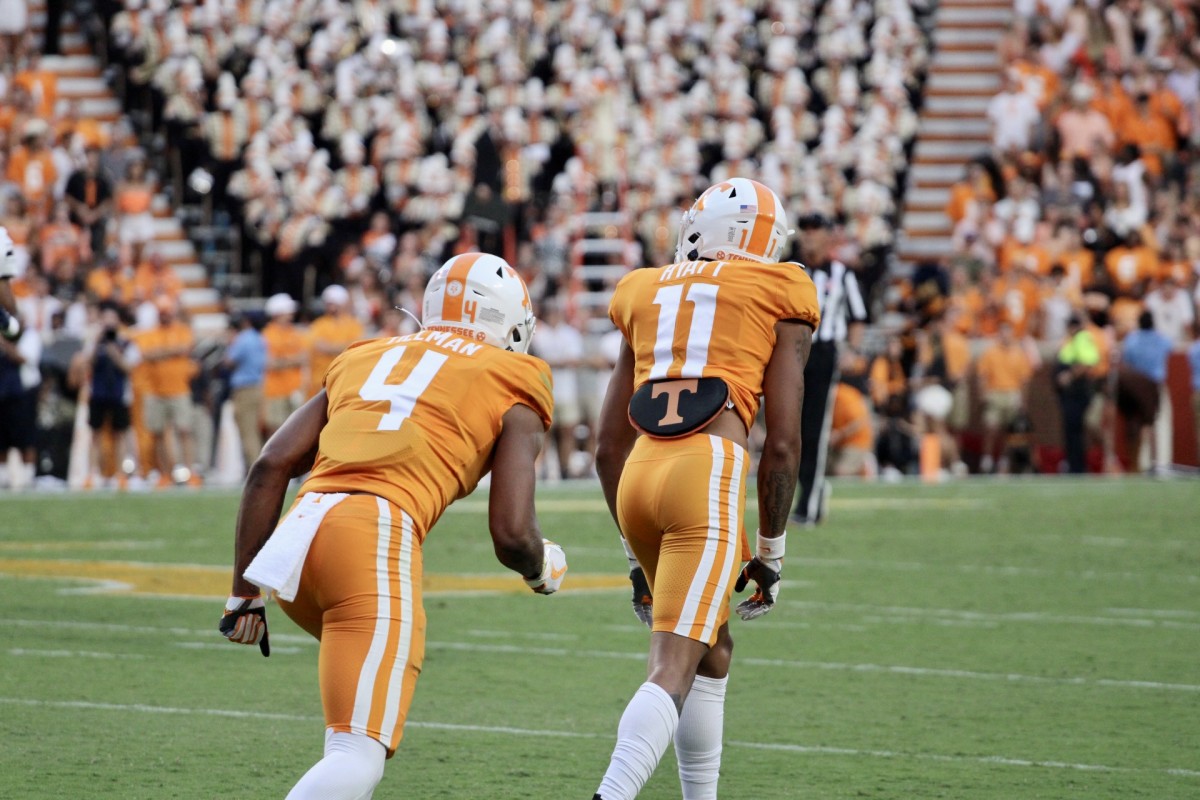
[227,327,266,389]
[1121,328,1173,384]
[1189,340,1200,392]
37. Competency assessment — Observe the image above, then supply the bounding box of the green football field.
[0,478,1197,799]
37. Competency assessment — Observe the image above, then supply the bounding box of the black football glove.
[629,565,653,628]
[734,530,786,621]
[219,595,270,656]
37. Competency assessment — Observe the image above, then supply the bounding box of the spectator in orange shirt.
[133,248,184,305]
[139,299,201,487]
[1145,66,1188,141]
[870,335,917,475]
[1091,70,1135,133]
[998,230,1051,276]
[944,162,996,227]
[1103,231,1159,298]
[1049,224,1096,291]
[0,84,34,143]
[912,323,967,475]
[86,252,137,308]
[13,54,58,120]
[261,292,309,438]
[307,284,364,396]
[1157,239,1192,285]
[935,308,972,439]
[39,202,91,275]
[6,120,57,218]
[990,267,1042,338]
[975,321,1035,473]
[869,336,910,412]
[828,382,875,477]
[55,100,110,150]
[1120,93,1177,179]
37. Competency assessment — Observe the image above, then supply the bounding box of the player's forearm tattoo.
[760,468,796,537]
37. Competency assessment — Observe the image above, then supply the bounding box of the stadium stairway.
[30,4,226,340]
[897,0,1011,265]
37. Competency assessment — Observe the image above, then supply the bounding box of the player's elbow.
[249,441,293,481]
[595,439,623,476]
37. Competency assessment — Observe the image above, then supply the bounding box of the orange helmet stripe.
[439,253,482,322]
[746,181,777,258]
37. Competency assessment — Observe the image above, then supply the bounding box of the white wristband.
[755,530,786,560]
[620,537,640,571]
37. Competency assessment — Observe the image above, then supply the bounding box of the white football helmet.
[676,178,793,264]
[422,252,536,353]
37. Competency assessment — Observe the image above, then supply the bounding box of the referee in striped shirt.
[792,213,868,526]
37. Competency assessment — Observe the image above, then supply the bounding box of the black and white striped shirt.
[809,260,868,343]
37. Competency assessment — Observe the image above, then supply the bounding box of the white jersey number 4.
[359,345,449,431]
[649,282,719,379]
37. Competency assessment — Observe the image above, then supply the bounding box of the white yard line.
[785,601,1200,632]
[8,648,145,660]
[794,557,1200,585]
[0,696,1195,778]
[0,540,166,552]
[10,617,1198,690]
[727,739,1200,778]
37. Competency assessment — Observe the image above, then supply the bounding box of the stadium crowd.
[911,0,1200,475]
[1,0,1199,490]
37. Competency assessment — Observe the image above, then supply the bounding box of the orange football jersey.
[609,259,820,430]
[299,331,554,536]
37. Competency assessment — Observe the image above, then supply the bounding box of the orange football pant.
[617,433,750,646]
[277,494,427,756]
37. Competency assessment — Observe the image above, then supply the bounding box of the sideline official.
[792,214,868,526]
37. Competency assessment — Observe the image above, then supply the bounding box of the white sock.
[596,682,679,800]
[285,730,386,800]
[675,675,727,799]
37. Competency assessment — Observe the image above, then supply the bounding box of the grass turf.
[0,478,1197,799]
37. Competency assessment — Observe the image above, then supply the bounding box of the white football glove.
[622,537,653,628]
[524,539,567,594]
[0,227,17,280]
[734,531,785,621]
[219,595,270,656]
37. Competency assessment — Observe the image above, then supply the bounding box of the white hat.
[322,284,350,306]
[264,292,297,316]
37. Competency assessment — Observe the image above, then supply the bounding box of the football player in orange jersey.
[591,179,819,800]
[219,253,568,800]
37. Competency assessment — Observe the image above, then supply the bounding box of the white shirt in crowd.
[531,319,583,408]
[1143,285,1195,346]
[987,89,1040,152]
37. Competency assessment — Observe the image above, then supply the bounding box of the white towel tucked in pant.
[244,492,349,601]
